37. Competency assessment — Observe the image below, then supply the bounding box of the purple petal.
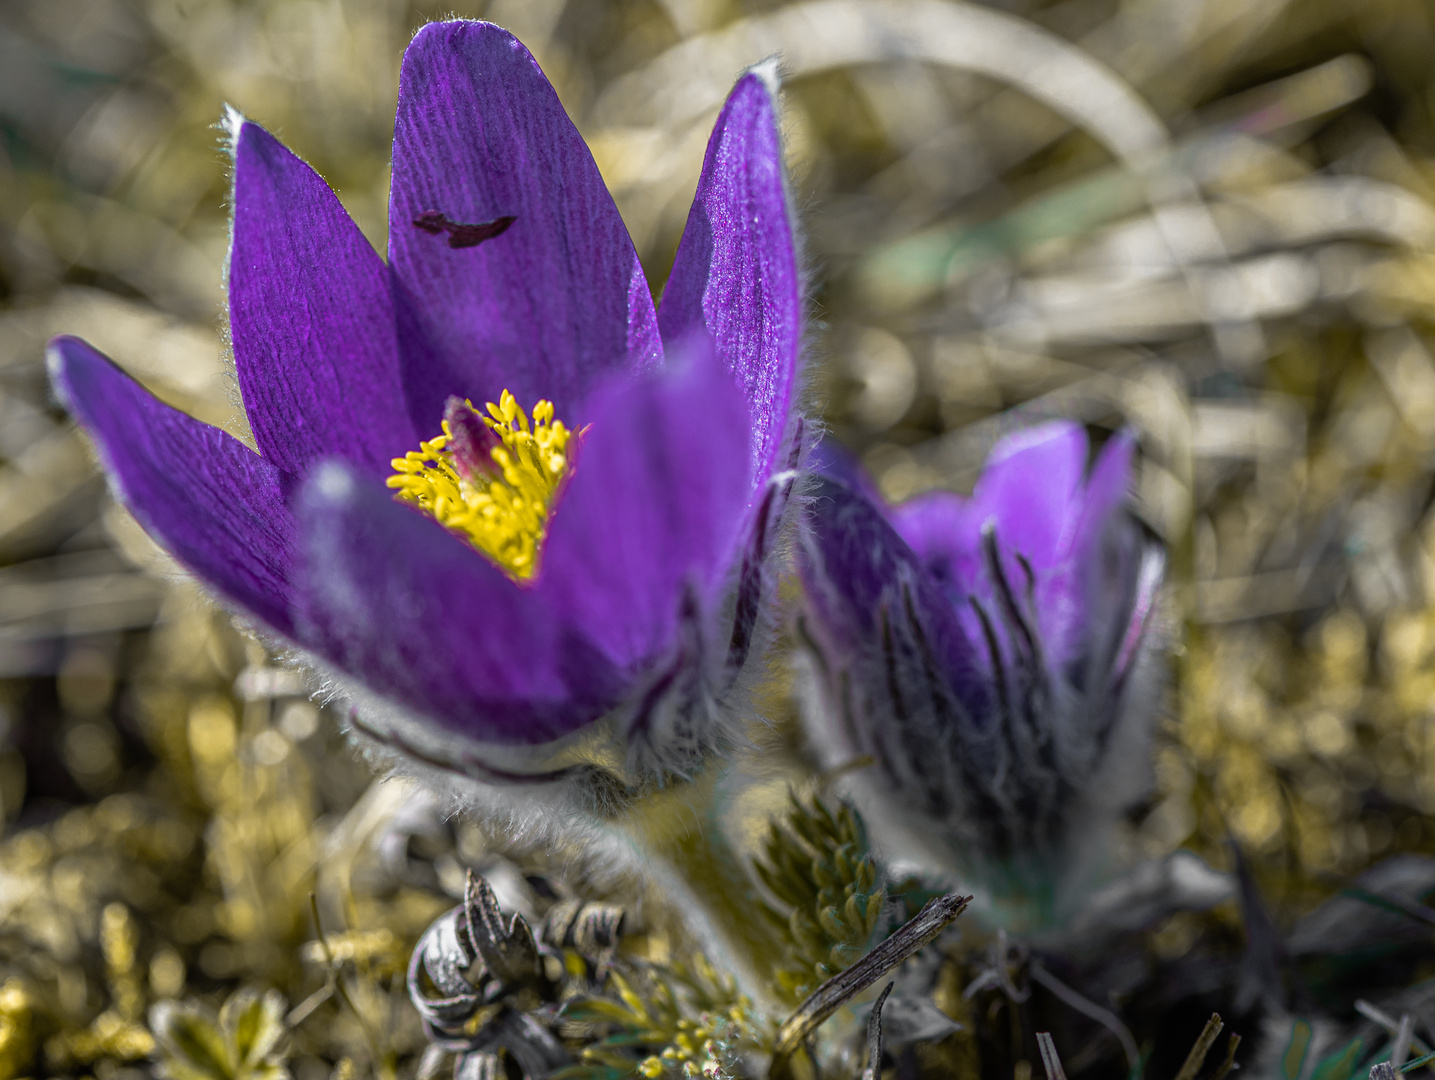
[799,476,991,720]
[388,20,661,434]
[802,475,923,646]
[970,421,1089,570]
[658,69,800,483]
[889,424,1102,671]
[890,489,983,603]
[294,336,751,745]
[229,119,413,478]
[295,463,628,745]
[1075,429,1136,557]
[47,336,298,633]
[539,333,753,666]
[809,434,884,506]
[1070,429,1148,676]
[1025,429,1132,665]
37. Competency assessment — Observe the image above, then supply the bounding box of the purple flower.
[797,423,1164,910]
[48,22,802,785]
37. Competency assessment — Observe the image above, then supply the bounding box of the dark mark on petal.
[413,211,516,249]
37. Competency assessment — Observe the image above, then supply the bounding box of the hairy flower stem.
[599,766,794,1009]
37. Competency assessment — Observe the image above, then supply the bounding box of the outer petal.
[891,489,983,604]
[295,463,627,744]
[1033,430,1137,666]
[971,421,1088,569]
[1068,430,1153,679]
[388,20,661,433]
[294,338,751,745]
[540,334,752,666]
[47,336,298,633]
[1075,429,1136,555]
[800,477,989,717]
[809,434,883,506]
[659,68,800,484]
[229,119,413,478]
[799,477,1006,835]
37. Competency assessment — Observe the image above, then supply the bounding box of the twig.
[310,893,387,1080]
[1036,1032,1069,1080]
[285,983,335,1028]
[768,891,971,1080]
[1343,886,1435,929]
[1357,1001,1435,1063]
[1395,1015,1415,1070]
[1208,1033,1242,1080]
[861,983,894,1080]
[1029,962,1141,1077]
[1172,1014,1224,1080]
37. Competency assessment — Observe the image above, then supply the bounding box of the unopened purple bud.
[796,423,1165,920]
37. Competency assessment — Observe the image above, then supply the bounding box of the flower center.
[387,391,576,581]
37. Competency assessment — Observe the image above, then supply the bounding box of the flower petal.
[47,336,298,633]
[659,68,800,483]
[890,489,983,602]
[540,333,753,667]
[229,119,413,478]
[293,337,751,745]
[388,20,661,432]
[1030,429,1136,666]
[294,463,628,745]
[890,424,1097,671]
[1075,428,1136,554]
[799,476,994,728]
[971,421,1089,568]
[1069,430,1152,678]
[810,434,884,506]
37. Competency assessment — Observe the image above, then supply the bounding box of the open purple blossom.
[797,423,1164,917]
[48,21,802,789]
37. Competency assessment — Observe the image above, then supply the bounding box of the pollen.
[387,390,577,581]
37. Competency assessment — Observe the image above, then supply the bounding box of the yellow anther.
[386,392,577,581]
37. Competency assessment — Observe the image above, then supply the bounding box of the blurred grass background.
[6,0,1435,1076]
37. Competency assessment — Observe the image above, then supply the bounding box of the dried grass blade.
[1036,1032,1069,1080]
[768,891,970,1080]
[1173,1013,1224,1080]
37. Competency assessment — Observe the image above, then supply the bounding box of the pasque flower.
[797,424,1164,919]
[48,21,802,788]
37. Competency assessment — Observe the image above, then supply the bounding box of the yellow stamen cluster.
[387,390,575,581]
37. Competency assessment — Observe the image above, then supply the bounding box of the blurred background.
[6,0,1435,1075]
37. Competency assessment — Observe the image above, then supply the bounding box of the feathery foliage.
[751,793,886,1004]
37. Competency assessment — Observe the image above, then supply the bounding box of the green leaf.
[1281,1020,1312,1080]
[1309,1037,1363,1080]
[753,859,806,909]
[222,989,285,1069]
[151,1001,234,1080]
[817,906,848,941]
[864,889,886,937]
[855,859,876,893]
